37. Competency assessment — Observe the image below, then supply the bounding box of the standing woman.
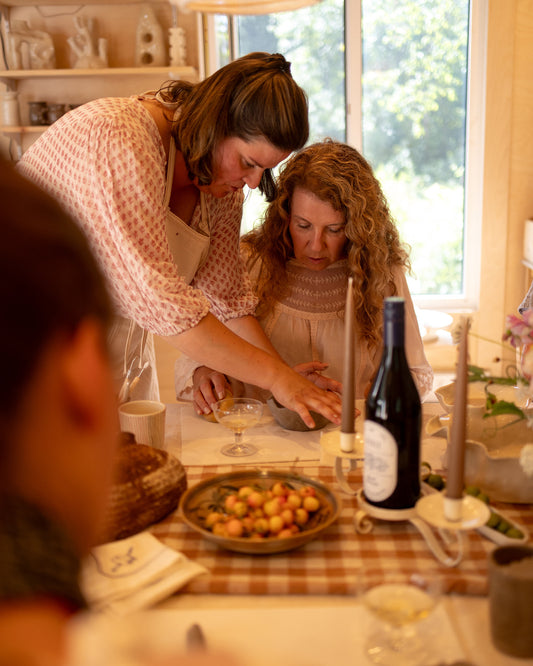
[18,52,341,428]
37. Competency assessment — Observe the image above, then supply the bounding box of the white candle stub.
[340,431,355,453]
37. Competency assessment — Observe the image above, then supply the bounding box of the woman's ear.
[59,319,116,431]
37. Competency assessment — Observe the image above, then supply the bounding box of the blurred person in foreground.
[0,158,237,666]
[177,140,432,413]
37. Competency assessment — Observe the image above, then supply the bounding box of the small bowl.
[266,396,330,431]
[436,410,533,503]
[435,381,529,416]
[463,437,533,504]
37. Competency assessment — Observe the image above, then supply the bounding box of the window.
[207,0,487,311]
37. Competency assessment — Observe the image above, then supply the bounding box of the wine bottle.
[363,297,421,509]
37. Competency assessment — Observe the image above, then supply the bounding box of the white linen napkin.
[80,532,207,615]
[179,403,329,465]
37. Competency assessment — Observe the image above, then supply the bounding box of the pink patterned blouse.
[17,96,258,336]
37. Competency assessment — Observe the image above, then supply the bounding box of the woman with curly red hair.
[178,140,432,412]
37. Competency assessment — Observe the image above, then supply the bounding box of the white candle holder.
[416,491,491,531]
[320,430,491,567]
[356,488,490,567]
[321,429,364,495]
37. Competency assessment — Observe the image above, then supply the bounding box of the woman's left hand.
[293,361,342,394]
[192,365,232,415]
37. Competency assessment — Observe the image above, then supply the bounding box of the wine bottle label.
[363,421,398,502]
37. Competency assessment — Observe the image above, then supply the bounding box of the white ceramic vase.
[136,5,166,67]
[1,91,21,126]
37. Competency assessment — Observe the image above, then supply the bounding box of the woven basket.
[100,434,187,542]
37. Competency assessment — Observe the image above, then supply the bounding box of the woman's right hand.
[292,361,342,394]
[269,363,342,429]
[192,366,232,415]
[169,313,342,428]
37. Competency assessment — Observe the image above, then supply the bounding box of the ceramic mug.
[489,544,533,658]
[28,101,48,126]
[1,91,21,126]
[118,400,166,449]
[47,103,65,124]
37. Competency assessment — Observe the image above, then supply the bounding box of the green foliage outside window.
[236,0,470,297]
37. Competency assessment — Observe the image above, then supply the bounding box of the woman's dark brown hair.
[159,52,309,201]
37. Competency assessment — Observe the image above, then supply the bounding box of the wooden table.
[148,401,533,665]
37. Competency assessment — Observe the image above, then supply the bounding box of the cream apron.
[110,131,211,402]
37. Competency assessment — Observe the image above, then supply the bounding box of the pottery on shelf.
[6,20,55,70]
[1,91,21,126]
[28,101,48,126]
[136,4,166,67]
[169,26,187,67]
[68,16,108,69]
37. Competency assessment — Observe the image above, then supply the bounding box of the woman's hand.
[192,366,232,415]
[167,313,342,428]
[269,364,342,429]
[292,361,342,394]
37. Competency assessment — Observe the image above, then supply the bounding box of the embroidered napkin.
[80,532,207,615]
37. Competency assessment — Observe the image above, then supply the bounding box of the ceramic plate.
[179,469,342,554]
[477,508,529,545]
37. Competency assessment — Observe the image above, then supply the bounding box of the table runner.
[178,403,324,466]
[150,462,533,597]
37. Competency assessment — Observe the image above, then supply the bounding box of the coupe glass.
[212,397,263,457]
[360,574,440,665]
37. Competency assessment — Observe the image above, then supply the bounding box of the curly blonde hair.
[241,139,411,349]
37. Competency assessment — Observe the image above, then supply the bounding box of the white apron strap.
[163,133,210,285]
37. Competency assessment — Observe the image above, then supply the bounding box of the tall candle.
[341,276,355,452]
[445,317,470,521]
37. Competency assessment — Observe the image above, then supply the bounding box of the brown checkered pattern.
[150,463,533,597]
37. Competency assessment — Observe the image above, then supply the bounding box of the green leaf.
[482,398,526,420]
[467,364,528,387]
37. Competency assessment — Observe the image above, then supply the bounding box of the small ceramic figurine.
[6,20,55,69]
[68,16,108,69]
[169,26,187,67]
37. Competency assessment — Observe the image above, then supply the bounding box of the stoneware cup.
[489,544,533,658]
[118,400,166,449]
[28,101,48,126]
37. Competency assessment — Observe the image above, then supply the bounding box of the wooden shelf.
[1,125,47,134]
[1,0,150,5]
[0,66,198,84]
[1,125,46,133]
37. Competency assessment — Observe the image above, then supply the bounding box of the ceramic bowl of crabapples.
[179,469,342,554]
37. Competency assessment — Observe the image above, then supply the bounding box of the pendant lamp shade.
[183,0,320,14]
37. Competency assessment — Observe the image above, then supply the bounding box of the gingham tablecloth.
[150,462,533,597]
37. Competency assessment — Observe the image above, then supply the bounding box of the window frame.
[199,0,488,312]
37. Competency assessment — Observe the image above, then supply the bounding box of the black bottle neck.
[383,298,405,349]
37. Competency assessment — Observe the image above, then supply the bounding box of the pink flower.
[503,310,533,347]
